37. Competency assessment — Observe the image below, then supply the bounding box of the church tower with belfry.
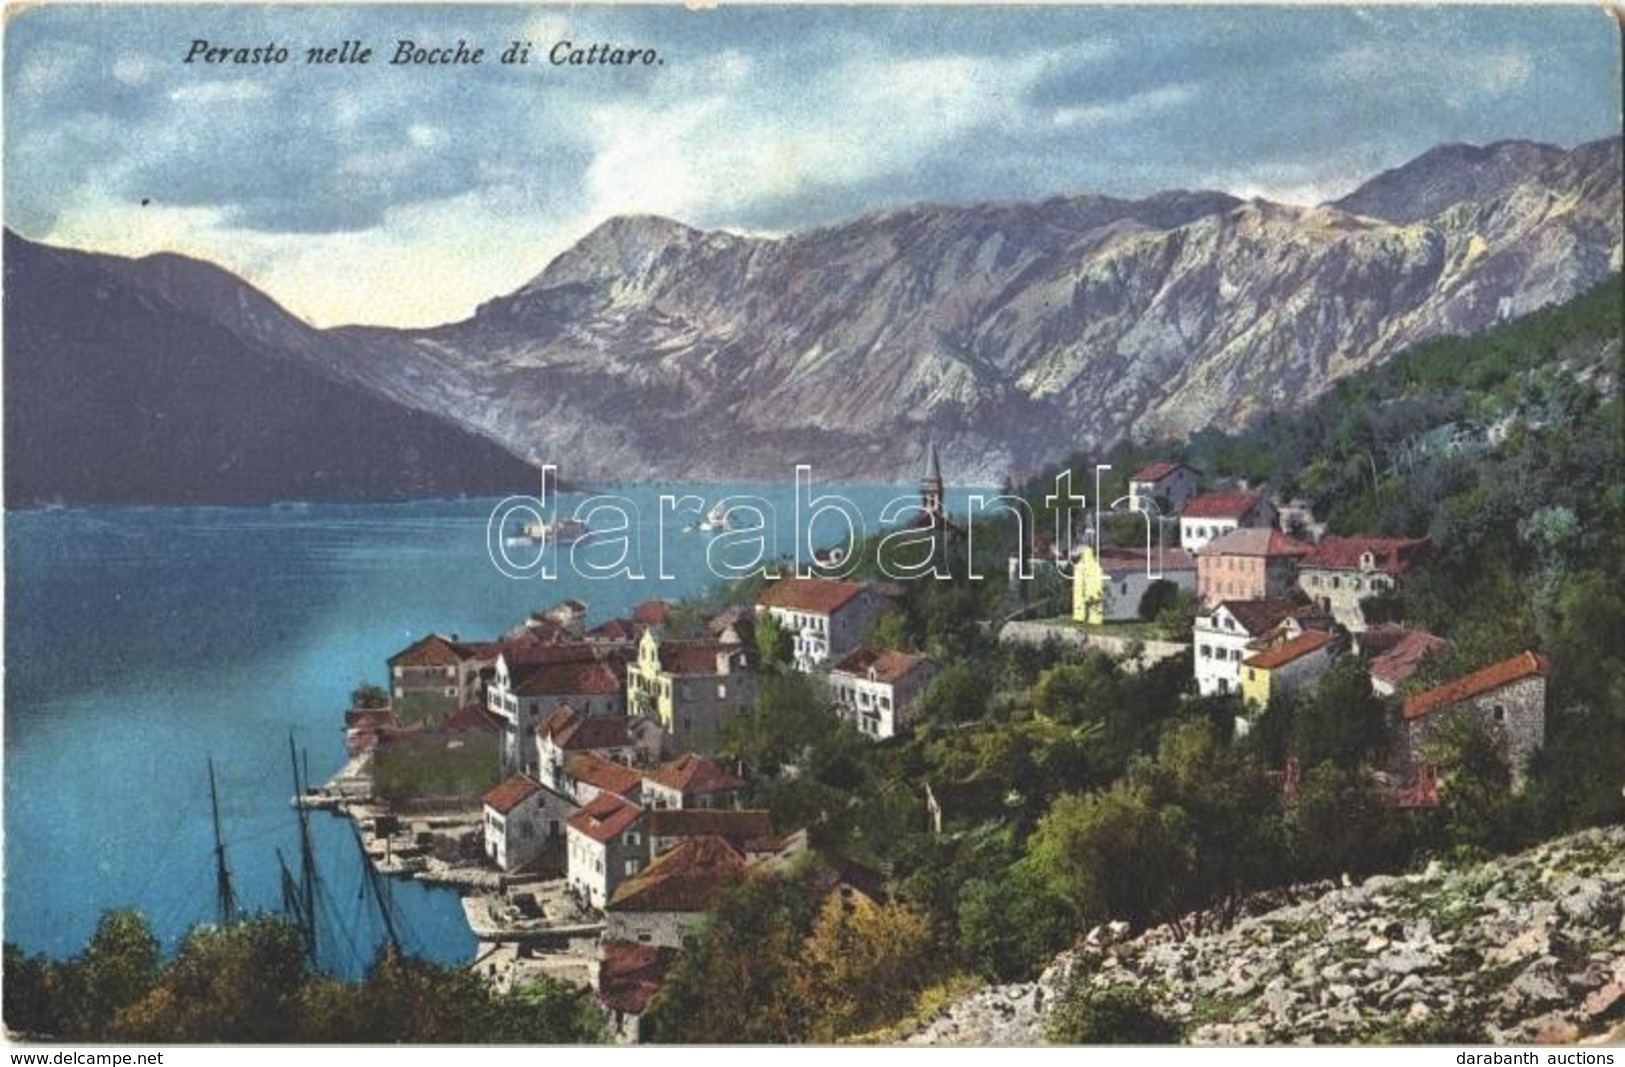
[921,440,945,525]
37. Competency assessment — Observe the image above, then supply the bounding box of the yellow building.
[1239,629,1337,709]
[625,629,754,753]
[1072,544,1197,625]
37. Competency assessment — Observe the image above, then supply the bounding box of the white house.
[1128,461,1201,515]
[757,578,883,671]
[1179,491,1276,553]
[603,835,749,949]
[826,648,938,740]
[1194,598,1320,697]
[481,774,578,874]
[566,792,648,910]
[641,753,746,810]
[486,647,629,774]
[535,706,637,797]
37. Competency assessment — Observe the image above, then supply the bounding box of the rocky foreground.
[905,825,1625,1045]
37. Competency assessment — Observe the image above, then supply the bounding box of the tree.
[754,613,793,668]
[916,661,994,725]
[1289,658,1393,772]
[1025,783,1193,930]
[792,895,935,1040]
[956,860,1074,982]
[73,910,160,1038]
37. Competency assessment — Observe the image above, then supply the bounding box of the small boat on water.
[508,516,593,546]
[699,503,731,533]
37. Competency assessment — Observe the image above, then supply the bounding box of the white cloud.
[167,81,270,105]
[1051,84,1195,130]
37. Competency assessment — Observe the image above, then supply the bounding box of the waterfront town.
[313,443,1567,1043]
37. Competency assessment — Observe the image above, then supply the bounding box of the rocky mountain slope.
[2,232,542,506]
[8,137,1619,494]
[903,825,1625,1045]
[310,136,1620,483]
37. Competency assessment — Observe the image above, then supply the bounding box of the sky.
[4,4,1620,328]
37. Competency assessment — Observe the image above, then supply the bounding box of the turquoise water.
[3,484,980,973]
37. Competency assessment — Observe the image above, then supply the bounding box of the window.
[624,859,640,876]
[1199,645,1211,658]
[1492,705,1506,724]
[717,683,727,699]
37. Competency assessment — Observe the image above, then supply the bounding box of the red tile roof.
[656,641,734,676]
[757,577,867,615]
[1130,461,1192,484]
[443,704,503,734]
[645,809,774,845]
[830,647,937,685]
[1214,598,1317,636]
[388,634,461,668]
[1401,651,1548,721]
[541,708,633,752]
[632,600,673,626]
[597,941,680,1016]
[644,753,746,796]
[587,618,640,642]
[607,835,747,913]
[483,774,541,815]
[566,753,644,798]
[1369,630,1451,688]
[1181,491,1263,520]
[567,791,643,844]
[1302,536,1430,575]
[513,659,623,697]
[1198,527,1312,558]
[1242,629,1335,671]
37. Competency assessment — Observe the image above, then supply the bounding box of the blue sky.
[5,4,1619,327]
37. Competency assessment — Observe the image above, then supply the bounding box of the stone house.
[481,773,577,875]
[641,753,746,810]
[535,706,638,798]
[1196,528,1312,608]
[624,629,755,755]
[1128,461,1201,515]
[757,577,884,671]
[563,752,644,807]
[1178,491,1277,553]
[566,792,648,910]
[826,647,939,740]
[642,808,777,859]
[604,835,749,949]
[1299,536,1430,631]
[1397,650,1548,789]
[387,634,502,718]
[595,940,680,1044]
[1239,629,1338,709]
[1073,543,1198,625]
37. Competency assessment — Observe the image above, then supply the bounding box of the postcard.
[3,1,1623,1049]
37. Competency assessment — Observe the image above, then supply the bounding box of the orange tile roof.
[1181,491,1263,520]
[757,577,866,615]
[567,792,643,844]
[1242,629,1335,671]
[566,752,643,798]
[483,774,541,815]
[443,704,503,734]
[1401,651,1548,721]
[830,647,937,685]
[388,634,461,668]
[607,835,747,913]
[644,753,746,795]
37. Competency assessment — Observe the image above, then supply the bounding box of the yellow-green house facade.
[1072,544,1197,625]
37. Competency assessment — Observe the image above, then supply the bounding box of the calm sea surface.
[3,484,984,974]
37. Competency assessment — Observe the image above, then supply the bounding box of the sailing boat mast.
[207,757,238,925]
[288,734,320,961]
[353,825,401,957]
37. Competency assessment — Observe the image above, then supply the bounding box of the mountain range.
[4,136,1620,503]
